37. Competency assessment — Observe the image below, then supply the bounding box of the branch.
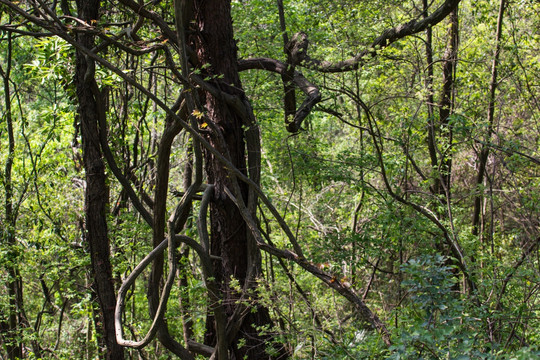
[259,226,340,345]
[115,230,187,355]
[496,236,540,309]
[477,140,540,166]
[94,31,167,56]
[238,57,321,132]
[115,185,224,358]
[0,24,51,37]
[301,0,462,72]
[117,0,198,65]
[117,0,178,45]
[168,2,204,232]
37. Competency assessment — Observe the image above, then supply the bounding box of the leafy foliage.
[1,0,539,358]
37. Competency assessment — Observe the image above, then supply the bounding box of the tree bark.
[74,1,125,358]
[185,1,286,358]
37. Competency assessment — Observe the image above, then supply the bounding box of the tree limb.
[238,57,321,132]
[301,0,462,73]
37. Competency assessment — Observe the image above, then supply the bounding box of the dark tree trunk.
[186,1,286,358]
[0,29,25,360]
[74,1,124,359]
[437,8,458,198]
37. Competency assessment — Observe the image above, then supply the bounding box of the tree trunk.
[472,0,506,238]
[438,8,458,198]
[74,1,125,358]
[186,1,286,358]
[0,30,24,360]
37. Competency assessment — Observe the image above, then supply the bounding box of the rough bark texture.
[75,1,124,358]
[186,1,285,358]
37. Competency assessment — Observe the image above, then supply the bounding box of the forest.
[0,0,539,359]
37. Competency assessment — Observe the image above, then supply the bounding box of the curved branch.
[114,190,225,358]
[238,57,321,132]
[115,233,184,352]
[115,231,216,359]
[301,0,461,73]
[117,0,199,65]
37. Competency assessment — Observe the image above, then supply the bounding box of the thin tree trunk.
[438,9,458,197]
[437,8,461,286]
[472,0,506,237]
[74,1,125,358]
[0,29,24,360]
[423,0,438,173]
